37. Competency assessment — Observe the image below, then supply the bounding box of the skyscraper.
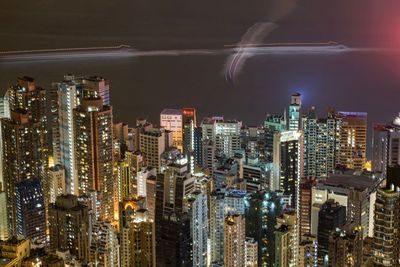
[224,214,245,267]
[90,221,119,267]
[338,111,367,170]
[51,76,80,194]
[51,75,111,194]
[372,115,400,176]
[139,127,172,173]
[274,210,298,267]
[201,117,241,158]
[273,130,304,208]
[245,191,286,267]
[302,107,342,178]
[264,114,286,163]
[155,159,193,266]
[2,77,48,236]
[160,109,183,151]
[49,195,90,263]
[288,92,302,131]
[126,211,156,267]
[191,191,208,267]
[244,238,258,267]
[299,177,316,238]
[74,97,114,221]
[15,179,46,243]
[372,166,400,266]
[328,224,363,267]
[317,199,347,264]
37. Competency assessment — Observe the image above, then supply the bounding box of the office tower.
[273,130,304,208]
[317,199,347,264]
[160,108,183,151]
[191,192,208,267]
[338,111,367,170]
[372,167,400,266]
[245,191,286,267]
[274,210,298,267]
[0,192,7,241]
[245,238,258,267]
[328,224,363,267]
[2,77,48,236]
[302,107,342,178]
[49,165,66,204]
[298,235,318,267]
[224,214,245,267]
[15,179,46,242]
[372,116,400,175]
[89,221,119,267]
[264,114,286,162]
[139,127,172,172]
[288,92,302,131]
[49,195,90,263]
[315,172,383,238]
[0,237,31,265]
[299,177,316,237]
[155,160,193,266]
[74,98,114,221]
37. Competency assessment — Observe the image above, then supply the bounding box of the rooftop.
[160,108,182,116]
[320,173,381,191]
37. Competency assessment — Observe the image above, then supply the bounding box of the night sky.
[1,0,400,155]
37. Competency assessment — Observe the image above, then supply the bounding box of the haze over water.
[1,0,400,154]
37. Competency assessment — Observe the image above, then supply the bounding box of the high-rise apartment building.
[49,195,90,263]
[139,127,172,172]
[89,221,119,267]
[244,238,258,267]
[317,199,347,264]
[302,107,342,178]
[15,179,46,243]
[2,77,48,236]
[299,177,316,238]
[274,210,298,267]
[328,224,363,267]
[51,75,111,194]
[224,214,245,267]
[372,116,400,176]
[201,117,241,158]
[338,111,367,170]
[191,191,208,267]
[273,130,304,208]
[74,98,114,221]
[155,160,193,266]
[245,191,286,267]
[372,167,400,266]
